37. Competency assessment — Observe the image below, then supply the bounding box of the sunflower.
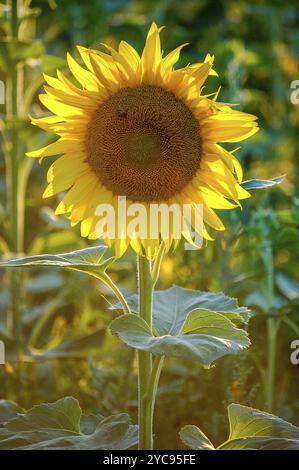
[27,23,258,258]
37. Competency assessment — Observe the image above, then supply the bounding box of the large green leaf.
[110,308,249,365]
[0,397,138,450]
[221,437,299,450]
[226,403,299,442]
[111,286,250,332]
[110,286,250,365]
[180,403,299,450]
[0,245,113,281]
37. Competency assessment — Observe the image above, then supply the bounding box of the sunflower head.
[27,23,258,258]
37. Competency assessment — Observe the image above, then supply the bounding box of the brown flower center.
[85,85,201,202]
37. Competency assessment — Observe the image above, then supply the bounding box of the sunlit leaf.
[228,403,299,440]
[180,403,299,450]
[0,245,114,281]
[110,308,249,365]
[221,437,299,450]
[111,286,250,330]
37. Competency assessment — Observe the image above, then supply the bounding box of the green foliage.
[112,286,250,327]
[0,246,123,362]
[1,246,107,268]
[0,397,138,450]
[0,0,298,451]
[180,404,299,450]
[110,287,250,365]
[0,245,113,279]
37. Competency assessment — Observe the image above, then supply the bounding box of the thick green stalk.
[137,254,153,449]
[137,245,166,449]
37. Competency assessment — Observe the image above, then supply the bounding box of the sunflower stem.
[136,244,166,449]
[137,254,154,449]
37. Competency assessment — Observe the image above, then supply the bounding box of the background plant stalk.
[6,0,23,346]
[262,241,280,413]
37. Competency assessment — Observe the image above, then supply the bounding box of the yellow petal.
[81,216,96,238]
[55,174,99,214]
[159,43,188,77]
[44,86,98,110]
[26,139,79,158]
[142,22,163,83]
[205,143,243,182]
[29,114,65,133]
[67,52,101,92]
[190,59,214,89]
[39,93,85,118]
[119,41,140,71]
[114,238,129,258]
[201,115,259,143]
[47,153,88,183]
[89,54,121,93]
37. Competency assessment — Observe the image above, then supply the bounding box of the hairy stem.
[137,254,153,449]
[137,243,165,449]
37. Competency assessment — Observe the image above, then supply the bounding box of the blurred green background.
[0,0,298,449]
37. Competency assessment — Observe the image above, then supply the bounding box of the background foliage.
[0,0,298,449]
